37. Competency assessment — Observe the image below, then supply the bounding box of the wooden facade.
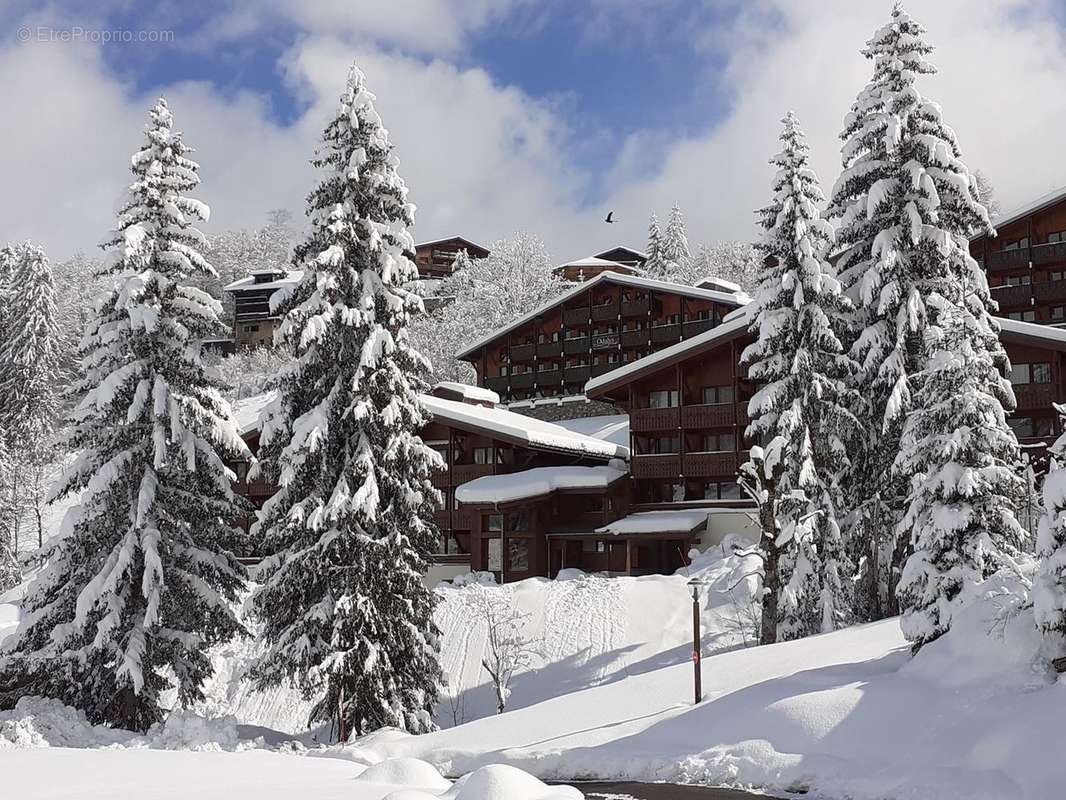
[412,236,490,280]
[226,269,299,348]
[459,274,747,404]
[972,190,1066,325]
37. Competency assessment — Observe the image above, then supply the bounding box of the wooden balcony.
[564,336,590,354]
[592,332,620,350]
[484,375,508,394]
[1032,280,1066,304]
[591,362,616,377]
[433,509,450,528]
[621,329,647,348]
[621,298,650,317]
[650,323,682,344]
[684,452,738,478]
[536,368,562,385]
[538,340,563,357]
[430,467,450,488]
[738,402,751,427]
[681,403,734,429]
[1014,382,1055,410]
[510,343,535,362]
[563,307,589,326]
[1033,241,1066,266]
[452,463,494,484]
[564,365,591,383]
[990,283,1032,308]
[631,406,681,432]
[591,304,618,322]
[234,475,274,497]
[510,371,535,389]
[987,247,1030,271]
[454,506,479,530]
[683,319,714,337]
[631,454,682,479]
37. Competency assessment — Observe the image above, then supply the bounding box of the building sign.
[592,333,620,350]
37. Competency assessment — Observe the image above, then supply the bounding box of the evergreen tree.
[644,213,665,277]
[653,204,691,281]
[0,98,249,731]
[0,242,63,551]
[895,298,1025,650]
[251,63,442,738]
[826,4,1013,619]
[1036,418,1066,660]
[741,113,859,641]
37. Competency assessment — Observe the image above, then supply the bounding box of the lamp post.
[687,577,707,704]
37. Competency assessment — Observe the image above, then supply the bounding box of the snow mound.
[0,697,130,749]
[450,571,498,587]
[148,710,242,751]
[442,765,582,800]
[356,757,453,791]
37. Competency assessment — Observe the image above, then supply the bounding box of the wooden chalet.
[457,272,749,404]
[972,187,1066,325]
[411,236,490,280]
[223,269,301,348]
[554,246,648,282]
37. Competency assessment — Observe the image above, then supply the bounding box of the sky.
[2,0,1066,265]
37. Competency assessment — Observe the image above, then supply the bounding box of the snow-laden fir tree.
[0,98,250,731]
[895,296,1024,650]
[251,63,442,738]
[741,112,859,641]
[644,213,665,277]
[648,204,691,281]
[0,242,63,551]
[1035,413,1066,661]
[826,4,1016,619]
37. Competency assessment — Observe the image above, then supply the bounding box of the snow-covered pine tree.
[827,4,1017,620]
[1036,414,1066,661]
[653,204,691,281]
[0,98,250,731]
[0,242,62,551]
[251,63,442,738]
[895,296,1025,650]
[741,112,859,641]
[644,213,665,277]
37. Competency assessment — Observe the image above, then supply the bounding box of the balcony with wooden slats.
[509,343,535,362]
[650,323,682,343]
[563,307,589,326]
[563,365,591,383]
[990,283,1033,308]
[451,463,494,484]
[680,403,734,429]
[564,336,590,354]
[987,247,1030,271]
[510,371,535,389]
[621,329,648,348]
[1032,280,1066,304]
[621,298,650,317]
[683,452,738,478]
[682,319,714,337]
[631,454,682,479]
[1014,382,1055,409]
[630,406,681,432]
[1032,241,1066,266]
[591,304,618,322]
[538,340,563,358]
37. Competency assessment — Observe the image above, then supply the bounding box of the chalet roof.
[455,465,628,505]
[553,414,630,450]
[977,185,1066,238]
[558,255,631,269]
[456,272,751,360]
[223,270,303,293]
[593,245,647,261]
[421,394,629,459]
[413,235,490,255]
[997,317,1066,351]
[596,509,709,536]
[695,276,744,294]
[584,309,752,398]
[430,381,500,405]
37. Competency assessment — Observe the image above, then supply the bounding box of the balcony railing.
[650,323,682,343]
[451,464,494,484]
[563,365,591,383]
[621,298,650,317]
[683,319,714,337]
[631,406,681,432]
[538,340,563,358]
[621,329,647,348]
[990,283,1032,308]
[591,362,616,377]
[592,332,620,350]
[1032,280,1066,304]
[564,336,590,354]
[680,403,734,429]
[987,247,1030,271]
[683,452,738,478]
[509,343,535,362]
[484,375,508,394]
[631,454,682,479]
[1014,382,1055,409]
[591,304,618,322]
[430,467,450,488]
[563,307,589,326]
[510,371,535,389]
[1033,241,1066,266]
[536,368,562,385]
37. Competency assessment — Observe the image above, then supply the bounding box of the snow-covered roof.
[558,256,630,269]
[431,381,500,405]
[455,465,628,505]
[223,270,303,293]
[593,245,647,261]
[695,276,743,294]
[414,235,489,253]
[420,394,629,460]
[456,272,751,360]
[585,309,752,397]
[996,316,1066,349]
[979,185,1066,235]
[595,509,710,536]
[232,392,276,436]
[553,415,630,449]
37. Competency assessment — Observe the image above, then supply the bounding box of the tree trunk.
[759,503,779,646]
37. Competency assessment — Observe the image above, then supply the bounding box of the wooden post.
[692,585,702,704]
[625,538,633,575]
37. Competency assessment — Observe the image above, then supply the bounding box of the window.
[702,385,735,404]
[537,361,556,372]
[484,514,503,532]
[1009,417,1054,438]
[473,447,497,465]
[1011,363,1052,385]
[648,389,680,408]
[486,538,502,572]
[655,314,680,326]
[704,481,742,500]
[581,495,605,513]
[582,540,607,553]
[1003,237,1030,251]
[1054,306,1065,321]
[1005,274,1031,286]
[607,352,620,364]
[242,324,260,333]
[1052,271,1065,282]
[506,511,530,532]
[702,433,736,452]
[1007,310,1036,322]
[1048,231,1066,244]
[645,435,680,454]
[507,538,530,572]
[498,365,509,377]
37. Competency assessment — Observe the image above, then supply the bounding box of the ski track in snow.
[543,577,624,676]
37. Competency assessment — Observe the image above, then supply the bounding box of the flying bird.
[604,211,615,223]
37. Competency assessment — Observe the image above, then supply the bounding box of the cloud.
[1,0,1066,275]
